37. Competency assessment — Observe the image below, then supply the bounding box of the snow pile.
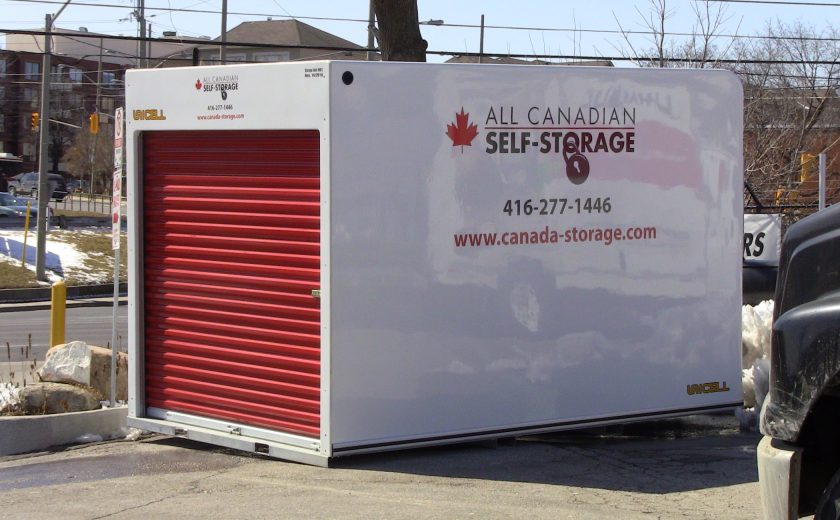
[738,300,774,429]
[0,382,22,413]
[71,427,144,446]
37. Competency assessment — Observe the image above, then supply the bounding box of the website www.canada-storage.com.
[196,113,245,121]
[453,225,657,248]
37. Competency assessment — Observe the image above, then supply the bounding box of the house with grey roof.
[185,19,376,65]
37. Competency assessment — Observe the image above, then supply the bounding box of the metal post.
[110,250,120,406]
[50,280,66,347]
[819,153,827,211]
[35,13,53,282]
[88,38,103,197]
[21,200,31,266]
[35,3,73,280]
[479,15,485,64]
[367,1,375,61]
[220,0,228,64]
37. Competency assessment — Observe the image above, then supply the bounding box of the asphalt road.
[1,304,128,363]
[0,415,763,519]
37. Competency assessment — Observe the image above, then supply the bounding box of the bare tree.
[613,0,736,68]
[62,129,112,193]
[731,21,840,208]
[372,0,427,61]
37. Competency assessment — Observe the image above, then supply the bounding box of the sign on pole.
[112,107,124,250]
[110,107,125,407]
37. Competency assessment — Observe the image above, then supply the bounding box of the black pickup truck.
[758,203,840,519]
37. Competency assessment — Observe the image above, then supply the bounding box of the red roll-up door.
[142,130,321,438]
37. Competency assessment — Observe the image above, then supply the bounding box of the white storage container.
[126,61,744,466]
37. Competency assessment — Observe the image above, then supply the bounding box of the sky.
[1,0,838,64]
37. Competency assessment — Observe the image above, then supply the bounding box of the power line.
[707,0,840,6]
[4,0,368,22]
[3,28,840,66]
[5,0,840,43]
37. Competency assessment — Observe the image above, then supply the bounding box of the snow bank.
[739,300,774,429]
[0,229,103,284]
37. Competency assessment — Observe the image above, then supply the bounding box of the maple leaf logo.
[195,79,202,90]
[446,107,479,152]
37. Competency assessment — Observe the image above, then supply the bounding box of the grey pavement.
[0,415,763,519]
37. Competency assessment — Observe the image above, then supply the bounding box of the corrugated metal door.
[142,130,321,438]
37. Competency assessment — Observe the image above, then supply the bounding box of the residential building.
[187,19,375,65]
[0,48,128,173]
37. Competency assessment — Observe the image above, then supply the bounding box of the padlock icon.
[565,153,590,185]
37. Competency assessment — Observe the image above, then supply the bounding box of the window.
[203,52,248,64]
[25,62,40,80]
[68,67,83,82]
[254,52,289,62]
[101,97,114,111]
[22,143,35,159]
[102,71,116,86]
[0,59,6,76]
[24,88,38,109]
[225,53,246,63]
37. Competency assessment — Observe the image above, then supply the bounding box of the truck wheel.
[816,469,840,520]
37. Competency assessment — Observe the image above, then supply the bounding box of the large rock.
[89,345,128,402]
[39,341,128,402]
[19,382,100,414]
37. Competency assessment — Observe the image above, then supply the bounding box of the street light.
[36,0,73,282]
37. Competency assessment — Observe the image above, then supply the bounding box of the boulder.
[89,346,128,402]
[39,341,128,402]
[19,382,100,414]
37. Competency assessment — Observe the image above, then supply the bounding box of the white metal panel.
[327,62,743,448]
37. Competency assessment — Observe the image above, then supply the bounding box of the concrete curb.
[0,283,128,305]
[0,215,120,230]
[0,406,127,456]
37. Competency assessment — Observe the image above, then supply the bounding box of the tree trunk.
[372,0,427,62]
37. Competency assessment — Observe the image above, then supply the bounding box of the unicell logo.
[446,105,637,185]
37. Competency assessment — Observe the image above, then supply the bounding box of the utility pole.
[138,0,146,68]
[367,1,375,61]
[35,0,73,281]
[479,15,485,64]
[88,37,103,195]
[220,0,228,64]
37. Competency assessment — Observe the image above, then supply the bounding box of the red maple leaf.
[195,79,202,90]
[446,107,478,152]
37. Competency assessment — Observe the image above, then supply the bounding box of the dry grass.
[45,231,127,286]
[0,230,126,288]
[0,261,42,289]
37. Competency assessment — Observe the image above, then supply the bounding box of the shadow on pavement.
[333,416,762,494]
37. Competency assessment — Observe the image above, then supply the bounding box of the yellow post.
[21,200,31,267]
[50,280,66,347]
